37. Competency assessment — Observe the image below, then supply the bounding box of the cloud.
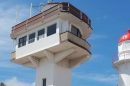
[88,54,105,62]
[73,73,118,84]
[88,34,108,40]
[0,0,32,73]
[0,60,19,68]
[0,2,37,82]
[0,2,30,53]
[4,77,35,86]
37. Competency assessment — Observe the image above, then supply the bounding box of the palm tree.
[0,82,6,86]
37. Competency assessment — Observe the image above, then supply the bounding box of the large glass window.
[18,36,27,48]
[47,24,56,36]
[37,29,45,40]
[28,33,35,44]
[71,25,82,38]
[43,78,46,86]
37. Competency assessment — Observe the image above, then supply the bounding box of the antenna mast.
[29,2,45,16]
[30,3,33,18]
[15,6,20,24]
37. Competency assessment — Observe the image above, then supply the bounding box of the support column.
[36,49,74,86]
[28,56,39,67]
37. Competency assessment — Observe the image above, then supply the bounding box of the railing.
[68,31,91,47]
[11,32,91,60]
[11,2,91,35]
[60,31,91,54]
[61,3,91,26]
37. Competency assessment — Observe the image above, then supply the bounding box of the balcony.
[11,32,91,61]
[60,32,91,52]
[11,2,91,39]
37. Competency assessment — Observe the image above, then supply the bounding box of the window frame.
[47,23,57,36]
[37,28,45,40]
[18,36,27,48]
[28,32,36,44]
[71,25,82,38]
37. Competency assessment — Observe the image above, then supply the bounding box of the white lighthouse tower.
[11,2,92,86]
[113,30,130,86]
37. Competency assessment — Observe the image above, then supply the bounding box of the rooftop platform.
[11,2,92,39]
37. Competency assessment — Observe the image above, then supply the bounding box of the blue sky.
[0,0,130,86]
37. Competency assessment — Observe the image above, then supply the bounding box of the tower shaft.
[36,58,71,86]
[35,49,74,86]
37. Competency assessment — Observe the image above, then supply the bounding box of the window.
[47,24,56,36]
[71,25,82,38]
[18,36,27,48]
[43,78,46,86]
[37,29,45,40]
[28,33,35,44]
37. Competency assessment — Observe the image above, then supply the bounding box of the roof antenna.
[48,0,53,3]
[15,6,20,24]
[40,3,45,12]
[30,3,33,18]
[29,2,45,16]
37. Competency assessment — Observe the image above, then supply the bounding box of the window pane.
[47,24,56,36]
[29,33,35,44]
[71,26,78,36]
[43,78,46,86]
[37,29,45,40]
[77,30,82,38]
[18,36,27,48]
[18,39,21,48]
[71,25,82,38]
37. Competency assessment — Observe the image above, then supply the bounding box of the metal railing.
[11,31,91,60]
[11,2,91,35]
[60,31,91,54]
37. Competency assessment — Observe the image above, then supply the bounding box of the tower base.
[36,56,71,86]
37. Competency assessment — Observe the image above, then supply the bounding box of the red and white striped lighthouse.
[113,30,130,86]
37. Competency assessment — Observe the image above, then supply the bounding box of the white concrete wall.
[16,19,60,59]
[36,58,55,86]
[54,63,71,86]
[118,62,130,86]
[36,58,71,86]
[59,19,70,33]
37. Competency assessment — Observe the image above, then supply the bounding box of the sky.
[0,0,130,86]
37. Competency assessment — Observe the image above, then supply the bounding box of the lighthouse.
[10,2,92,86]
[113,30,130,86]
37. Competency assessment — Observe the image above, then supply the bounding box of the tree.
[0,82,6,86]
